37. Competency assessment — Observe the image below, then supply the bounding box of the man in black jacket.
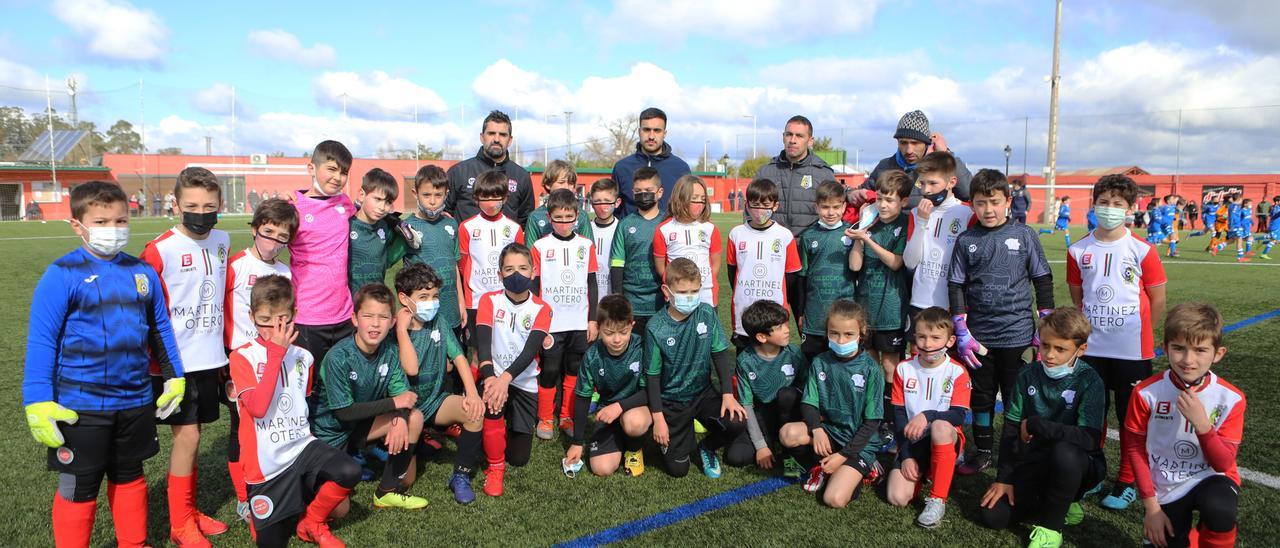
[446,110,535,225]
[753,115,835,235]
[855,110,973,208]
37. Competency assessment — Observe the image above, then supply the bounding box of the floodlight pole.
[45,76,57,188]
[1043,0,1063,224]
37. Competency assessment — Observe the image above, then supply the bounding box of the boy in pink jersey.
[459,170,525,348]
[1126,303,1243,548]
[291,141,356,370]
[141,167,232,546]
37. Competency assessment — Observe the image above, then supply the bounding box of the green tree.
[738,155,771,178]
[394,143,444,160]
[104,120,142,154]
[156,147,182,155]
[813,136,834,151]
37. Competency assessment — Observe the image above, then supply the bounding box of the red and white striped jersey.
[903,198,974,310]
[1067,230,1167,360]
[726,223,801,336]
[477,291,552,393]
[532,234,598,333]
[229,339,316,483]
[1127,371,1245,504]
[224,249,292,350]
[459,214,524,309]
[891,355,972,418]
[141,228,230,373]
[652,218,722,305]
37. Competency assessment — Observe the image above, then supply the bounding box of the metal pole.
[140,78,147,205]
[703,140,709,171]
[1044,0,1063,224]
[414,103,420,170]
[45,76,57,189]
[564,111,573,157]
[1023,116,1029,175]
[752,115,757,159]
[1174,109,1182,190]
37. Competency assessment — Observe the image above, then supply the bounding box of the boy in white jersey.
[532,189,600,440]
[459,170,525,349]
[141,167,232,546]
[653,175,723,306]
[903,152,975,317]
[886,307,971,529]
[727,178,802,351]
[588,178,622,303]
[1127,303,1244,548]
[224,198,297,520]
[1066,174,1168,511]
[228,275,359,548]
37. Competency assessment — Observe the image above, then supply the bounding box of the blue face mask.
[415,299,440,322]
[828,337,860,357]
[672,293,700,314]
[1043,356,1077,380]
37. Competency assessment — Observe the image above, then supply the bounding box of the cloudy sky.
[3,0,1279,174]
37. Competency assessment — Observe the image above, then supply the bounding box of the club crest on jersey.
[747,371,757,380]
[134,273,150,296]
[894,226,902,237]
[521,314,533,330]
[1122,266,1138,284]
[771,239,781,253]
[336,205,345,215]
[218,245,226,262]
[810,240,819,249]
[629,361,641,373]
[376,228,386,241]
[666,337,676,347]
[781,363,795,376]
[538,219,546,227]
[508,179,518,192]
[818,371,827,382]
[852,373,865,388]
[378,363,389,378]
[182,253,193,267]
[629,226,637,234]
[349,371,358,381]
[696,322,707,335]
[1004,238,1021,251]
[251,495,274,519]
[350,230,359,240]
[1062,389,1076,406]
[445,225,455,236]
[1210,404,1227,426]
[942,376,953,393]
[968,244,977,253]
[431,329,441,343]
[577,246,586,260]
[1027,385,1037,396]
[949,220,961,234]
[800,175,813,189]
[304,213,315,223]
[502,226,513,238]
[295,357,306,377]
[698,231,708,243]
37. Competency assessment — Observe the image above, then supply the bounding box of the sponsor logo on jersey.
[350,230,359,240]
[247,274,258,286]
[349,371,358,381]
[666,337,676,347]
[737,240,747,252]
[472,228,481,239]
[83,274,98,284]
[906,378,918,390]
[1027,385,1037,396]
[278,393,294,413]
[1156,401,1172,415]
[1082,253,1093,266]
[251,495,274,519]
[56,446,74,464]
[134,273,150,296]
[182,253,193,267]
[496,309,506,320]
[1173,440,1199,460]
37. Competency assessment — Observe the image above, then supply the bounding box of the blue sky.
[3,0,1279,173]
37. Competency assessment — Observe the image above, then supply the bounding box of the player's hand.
[385,418,410,454]
[755,446,775,469]
[916,199,935,221]
[484,374,512,413]
[904,413,929,442]
[1177,389,1211,434]
[395,218,423,249]
[1020,419,1033,443]
[981,482,1016,509]
[391,391,418,410]
[565,444,584,466]
[812,428,833,457]
[930,132,949,153]
[820,452,846,475]
[845,228,870,243]
[846,188,872,208]
[155,378,187,419]
[902,458,921,482]
[953,314,989,369]
[652,413,670,447]
[721,394,747,422]
[396,306,414,331]
[1030,308,1052,361]
[25,402,79,448]
[595,402,623,424]
[267,316,297,348]
[1144,505,1175,548]
[462,393,484,422]
[586,321,598,343]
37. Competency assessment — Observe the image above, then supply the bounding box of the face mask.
[502,272,532,294]
[818,218,842,230]
[479,200,503,217]
[551,218,577,236]
[253,230,289,262]
[828,337,860,357]
[414,299,440,322]
[182,211,219,235]
[634,192,657,211]
[671,293,700,314]
[80,223,129,256]
[688,202,706,218]
[917,345,949,364]
[1094,206,1128,230]
[922,190,948,207]
[592,202,616,219]
[419,202,445,221]
[1042,355,1077,380]
[312,177,340,197]
[747,207,773,225]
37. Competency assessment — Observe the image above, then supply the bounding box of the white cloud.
[598,0,881,44]
[190,83,253,118]
[312,71,449,120]
[52,0,169,63]
[246,29,337,68]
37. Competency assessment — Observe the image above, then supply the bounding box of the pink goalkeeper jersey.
[290,190,354,325]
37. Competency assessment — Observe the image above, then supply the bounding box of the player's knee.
[780,424,805,448]
[929,420,956,442]
[408,410,425,437]
[105,461,145,485]
[1048,441,1087,473]
[590,457,619,477]
[621,412,650,437]
[823,488,851,509]
[463,415,483,432]
[665,455,690,478]
[58,471,105,503]
[172,424,201,446]
[1199,476,1240,531]
[330,457,362,489]
[723,444,754,468]
[506,435,532,467]
[887,484,912,507]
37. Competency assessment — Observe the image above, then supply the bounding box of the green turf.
[1,213,1277,546]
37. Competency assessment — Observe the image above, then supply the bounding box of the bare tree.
[584,116,639,166]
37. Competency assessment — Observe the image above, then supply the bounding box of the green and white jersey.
[526,205,592,247]
[643,304,729,403]
[405,319,465,420]
[402,214,463,329]
[313,336,410,447]
[348,216,406,296]
[802,350,884,449]
[798,222,857,336]
[1005,359,1106,435]
[857,215,910,331]
[610,212,666,317]
[736,343,809,406]
[576,334,645,405]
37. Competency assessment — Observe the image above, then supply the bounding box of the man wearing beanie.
[857,110,974,207]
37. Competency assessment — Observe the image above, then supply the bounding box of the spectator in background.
[726,189,736,211]
[151,192,160,216]
[1186,200,1199,231]
[612,107,692,216]
[852,110,974,208]
[247,189,261,212]
[1010,178,1031,223]
[163,191,176,217]
[753,115,835,236]
[1259,196,1270,231]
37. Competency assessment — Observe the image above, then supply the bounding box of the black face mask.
[182,211,219,235]
[502,272,532,294]
[634,191,657,210]
[922,191,948,207]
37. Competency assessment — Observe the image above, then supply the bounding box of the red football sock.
[226,460,248,503]
[537,386,556,422]
[304,482,352,524]
[53,493,96,548]
[560,375,578,419]
[167,473,195,530]
[929,441,958,500]
[1198,525,1236,548]
[483,418,507,466]
[107,478,148,548]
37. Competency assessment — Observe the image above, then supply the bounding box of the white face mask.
[1042,355,1078,380]
[312,177,340,197]
[79,223,129,257]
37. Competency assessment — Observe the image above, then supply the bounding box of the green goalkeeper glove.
[156,378,186,419]
[25,402,79,448]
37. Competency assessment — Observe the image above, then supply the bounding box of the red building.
[0,164,114,220]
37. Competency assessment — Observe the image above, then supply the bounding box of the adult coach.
[855,110,973,207]
[753,115,834,235]
[613,107,691,216]
[446,110,535,225]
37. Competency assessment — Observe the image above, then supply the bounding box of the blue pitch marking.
[558,308,1280,546]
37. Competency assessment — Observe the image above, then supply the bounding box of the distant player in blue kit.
[24,181,186,548]
[1038,196,1072,246]
[1260,195,1280,259]
[1235,198,1256,262]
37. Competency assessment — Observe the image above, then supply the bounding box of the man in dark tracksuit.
[445,110,535,225]
[753,115,835,237]
[858,110,975,208]
[612,107,691,217]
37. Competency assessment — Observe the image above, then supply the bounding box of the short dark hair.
[743,300,789,342]
[912,307,954,337]
[876,170,913,200]
[413,164,447,191]
[969,169,1011,199]
[1092,174,1139,207]
[474,170,509,200]
[482,110,512,134]
[815,180,845,203]
[175,166,222,202]
[311,140,352,174]
[249,274,295,315]
[1039,307,1092,348]
[590,178,619,199]
[361,167,399,201]
[545,188,579,215]
[500,242,533,270]
[746,178,779,205]
[665,257,701,286]
[915,151,957,179]
[785,115,813,137]
[639,107,667,125]
[353,282,394,312]
[394,262,443,295]
[596,294,633,327]
[633,166,660,185]
[70,180,128,220]
[251,198,299,239]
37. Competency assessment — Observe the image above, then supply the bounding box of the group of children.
[23,139,1247,548]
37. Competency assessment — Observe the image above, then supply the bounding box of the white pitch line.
[0,229,254,242]
[1106,429,1280,490]
[1047,260,1280,267]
